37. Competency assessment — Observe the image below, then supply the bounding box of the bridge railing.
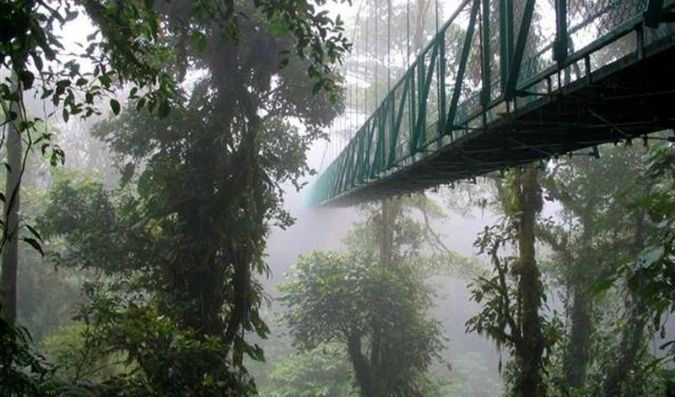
[310,0,674,205]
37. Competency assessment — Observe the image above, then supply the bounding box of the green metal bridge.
[309,0,675,206]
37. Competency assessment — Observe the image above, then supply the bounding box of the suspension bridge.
[309,0,675,206]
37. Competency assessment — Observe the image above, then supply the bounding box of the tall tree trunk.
[369,197,401,396]
[602,210,649,396]
[514,165,545,397]
[1,87,22,326]
[348,332,379,397]
[602,299,648,397]
[562,285,593,389]
[562,223,595,390]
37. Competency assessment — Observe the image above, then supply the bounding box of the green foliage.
[466,166,555,397]
[466,220,561,359]
[41,322,127,384]
[260,346,356,397]
[616,144,675,384]
[22,0,352,394]
[625,144,675,312]
[0,319,58,396]
[39,170,261,394]
[281,212,446,397]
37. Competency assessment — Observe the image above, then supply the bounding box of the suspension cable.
[375,0,379,110]
[407,0,411,66]
[387,0,392,92]
[435,0,439,34]
[364,3,369,116]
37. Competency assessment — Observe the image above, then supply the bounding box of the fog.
[2,1,675,397]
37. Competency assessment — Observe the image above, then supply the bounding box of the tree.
[35,0,351,393]
[281,206,446,397]
[538,145,658,395]
[467,165,553,397]
[597,142,675,394]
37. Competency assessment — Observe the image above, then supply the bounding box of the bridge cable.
[406,0,411,66]
[375,0,379,110]
[352,0,365,145]
[387,0,391,92]
[364,4,369,117]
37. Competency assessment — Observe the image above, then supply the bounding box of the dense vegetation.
[1,1,674,397]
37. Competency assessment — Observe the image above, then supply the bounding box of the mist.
[2,1,675,397]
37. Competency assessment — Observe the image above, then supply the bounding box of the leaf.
[19,70,35,90]
[110,99,120,115]
[25,224,43,242]
[591,276,616,295]
[21,237,44,257]
[41,88,53,99]
[31,52,43,71]
[65,10,79,22]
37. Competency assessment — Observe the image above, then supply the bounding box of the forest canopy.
[0,0,674,397]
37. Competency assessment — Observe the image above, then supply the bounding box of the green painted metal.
[446,0,480,131]
[504,0,536,100]
[309,0,675,206]
[480,0,492,107]
[554,0,568,64]
[499,0,514,92]
[646,0,665,27]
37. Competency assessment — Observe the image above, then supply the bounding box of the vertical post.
[389,91,395,166]
[499,0,514,94]
[481,0,492,107]
[414,58,426,154]
[446,0,480,133]
[553,0,568,65]
[438,33,447,148]
[388,0,392,92]
[375,2,379,110]
[409,71,416,156]
[505,0,537,100]
[645,0,665,28]
[406,0,411,66]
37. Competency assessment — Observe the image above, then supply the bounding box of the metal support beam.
[446,0,480,132]
[645,0,665,28]
[554,0,568,65]
[389,80,410,167]
[438,33,447,142]
[412,41,439,152]
[499,0,514,93]
[480,0,492,107]
[505,0,537,100]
